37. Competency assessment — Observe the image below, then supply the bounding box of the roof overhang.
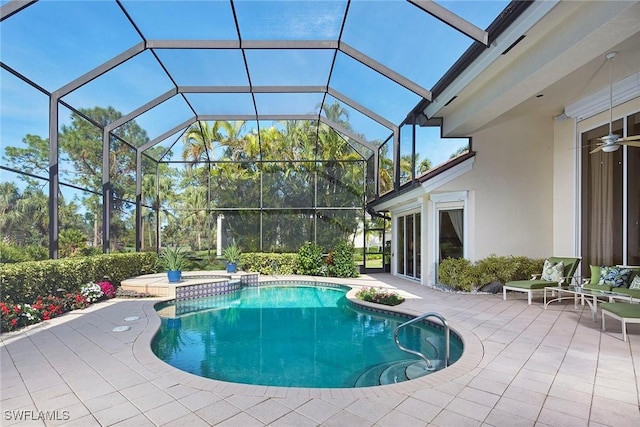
[425,0,640,136]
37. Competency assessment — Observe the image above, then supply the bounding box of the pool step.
[379,360,418,385]
[354,361,398,387]
[354,359,442,387]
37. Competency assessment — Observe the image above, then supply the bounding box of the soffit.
[432,0,640,136]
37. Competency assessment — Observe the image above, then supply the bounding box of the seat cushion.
[600,302,640,318]
[612,288,640,299]
[505,280,555,290]
[584,283,612,292]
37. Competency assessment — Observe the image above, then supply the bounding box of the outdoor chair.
[583,265,640,298]
[502,256,581,305]
[601,302,640,341]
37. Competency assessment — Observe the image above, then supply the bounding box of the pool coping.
[134,277,484,398]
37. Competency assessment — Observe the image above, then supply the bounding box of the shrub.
[23,245,49,261]
[356,287,404,306]
[241,252,298,275]
[0,242,50,263]
[438,255,545,291]
[0,242,31,263]
[81,282,104,303]
[0,252,158,304]
[438,258,477,291]
[59,229,89,257]
[327,240,359,278]
[98,281,116,298]
[297,242,324,275]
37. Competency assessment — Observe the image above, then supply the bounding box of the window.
[431,191,468,283]
[581,111,640,271]
[439,209,464,261]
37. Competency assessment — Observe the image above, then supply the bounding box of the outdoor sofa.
[502,256,581,305]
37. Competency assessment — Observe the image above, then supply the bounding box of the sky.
[1,0,509,181]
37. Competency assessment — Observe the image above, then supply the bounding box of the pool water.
[152,285,462,388]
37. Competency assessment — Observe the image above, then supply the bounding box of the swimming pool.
[152,283,463,388]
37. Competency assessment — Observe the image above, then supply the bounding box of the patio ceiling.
[0,0,513,160]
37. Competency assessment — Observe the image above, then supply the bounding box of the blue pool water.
[152,284,462,388]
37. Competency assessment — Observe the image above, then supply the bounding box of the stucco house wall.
[436,114,554,261]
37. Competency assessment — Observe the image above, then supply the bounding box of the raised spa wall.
[120,271,259,300]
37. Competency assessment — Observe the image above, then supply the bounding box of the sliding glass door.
[397,212,421,279]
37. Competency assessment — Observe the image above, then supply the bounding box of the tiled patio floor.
[2,274,639,426]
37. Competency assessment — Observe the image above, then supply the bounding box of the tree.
[181,185,208,250]
[0,185,49,247]
[418,157,432,174]
[322,101,351,129]
[3,134,49,185]
[182,121,233,165]
[378,144,394,194]
[449,145,469,159]
[0,182,23,243]
[59,106,149,247]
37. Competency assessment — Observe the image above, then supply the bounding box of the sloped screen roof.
[1,0,509,158]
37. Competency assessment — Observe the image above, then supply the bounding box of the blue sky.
[1,0,508,176]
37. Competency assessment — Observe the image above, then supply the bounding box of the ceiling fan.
[590,51,640,154]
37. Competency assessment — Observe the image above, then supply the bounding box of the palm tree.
[418,157,432,175]
[142,171,175,250]
[16,187,49,246]
[182,121,233,166]
[321,101,351,129]
[0,182,22,242]
[378,144,394,194]
[182,186,208,250]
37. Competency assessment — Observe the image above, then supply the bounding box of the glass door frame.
[395,209,421,280]
[431,191,468,284]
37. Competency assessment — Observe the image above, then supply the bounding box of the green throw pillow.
[629,275,640,290]
[541,259,564,282]
[589,265,601,285]
[598,266,632,288]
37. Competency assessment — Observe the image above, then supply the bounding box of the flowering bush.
[355,287,405,306]
[31,296,65,320]
[0,302,21,331]
[20,304,41,323]
[64,293,91,311]
[80,282,104,303]
[98,281,115,298]
[1,280,116,333]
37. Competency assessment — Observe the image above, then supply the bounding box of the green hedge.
[439,255,544,292]
[1,252,158,304]
[241,252,298,275]
[297,242,324,275]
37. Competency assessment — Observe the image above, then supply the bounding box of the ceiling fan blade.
[619,140,640,148]
[619,134,640,142]
[590,145,605,154]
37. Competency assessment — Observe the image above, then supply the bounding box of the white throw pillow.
[541,259,564,282]
[629,275,640,290]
